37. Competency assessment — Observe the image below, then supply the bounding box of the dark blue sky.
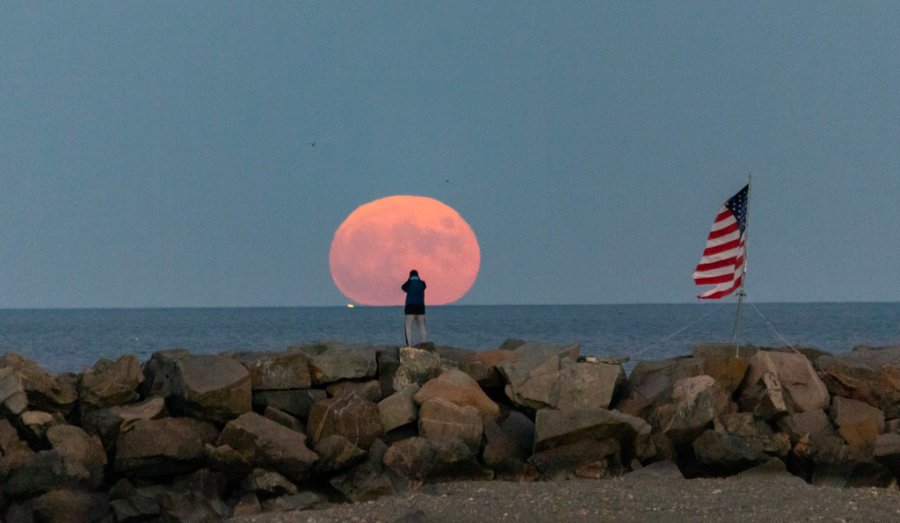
[2,2,898,307]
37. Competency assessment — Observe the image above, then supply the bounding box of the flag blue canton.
[725,185,749,234]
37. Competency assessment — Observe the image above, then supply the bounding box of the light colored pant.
[405,314,427,346]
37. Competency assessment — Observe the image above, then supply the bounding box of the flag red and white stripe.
[693,185,749,300]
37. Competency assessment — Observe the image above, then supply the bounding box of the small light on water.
[347,303,355,308]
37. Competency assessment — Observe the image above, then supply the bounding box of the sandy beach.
[230,465,900,523]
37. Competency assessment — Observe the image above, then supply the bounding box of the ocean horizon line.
[1,300,898,312]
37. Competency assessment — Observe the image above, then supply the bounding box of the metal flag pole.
[732,174,752,357]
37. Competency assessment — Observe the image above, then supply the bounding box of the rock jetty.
[1,341,899,521]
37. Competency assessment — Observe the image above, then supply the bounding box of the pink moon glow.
[329,195,481,306]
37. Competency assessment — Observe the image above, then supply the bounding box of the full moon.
[329,195,481,306]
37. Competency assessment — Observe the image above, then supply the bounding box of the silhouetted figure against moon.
[401,269,427,346]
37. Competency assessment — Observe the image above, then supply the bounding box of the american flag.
[693,184,749,299]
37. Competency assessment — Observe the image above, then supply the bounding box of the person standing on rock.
[401,269,427,346]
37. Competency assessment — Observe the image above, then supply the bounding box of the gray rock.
[27,489,110,523]
[115,417,217,478]
[500,411,536,454]
[18,410,57,443]
[376,347,401,397]
[328,439,395,502]
[738,351,829,418]
[47,424,107,489]
[383,437,492,482]
[144,351,252,423]
[218,412,319,483]
[81,396,167,452]
[555,358,625,410]
[414,369,500,420]
[617,356,705,419]
[79,355,143,413]
[393,346,442,391]
[0,366,28,416]
[533,407,644,453]
[818,348,900,418]
[240,468,298,498]
[777,409,834,445]
[4,424,107,498]
[378,383,420,432]
[873,432,900,477]
[692,430,766,474]
[660,375,721,446]
[530,438,620,480]
[253,388,326,419]
[830,396,885,452]
[263,406,305,432]
[327,379,382,402]
[482,419,534,479]
[261,491,326,512]
[498,342,580,410]
[418,397,483,452]
[293,343,378,385]
[240,351,312,390]
[307,393,384,450]
[313,434,366,475]
[0,353,78,415]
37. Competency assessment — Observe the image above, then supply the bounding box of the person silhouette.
[401,269,427,346]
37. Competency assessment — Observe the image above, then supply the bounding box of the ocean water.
[0,303,898,374]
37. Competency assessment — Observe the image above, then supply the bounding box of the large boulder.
[17,489,110,523]
[252,389,326,420]
[115,417,218,478]
[738,351,829,419]
[873,432,900,477]
[5,425,107,498]
[307,393,384,450]
[291,343,378,385]
[143,350,252,423]
[0,353,78,415]
[392,346,442,392]
[498,342,580,410]
[414,369,500,420]
[81,396,168,452]
[376,347,400,397]
[776,408,834,445]
[0,366,28,416]
[18,410,58,443]
[240,468,298,498]
[218,412,319,483]
[327,380,382,402]
[46,424,107,488]
[79,355,144,413]
[460,348,517,388]
[718,412,790,458]
[377,383,420,432]
[657,375,725,449]
[830,396,885,452]
[382,437,492,482]
[418,398,483,452]
[482,419,534,479]
[817,346,900,418]
[328,439,395,502]
[0,418,35,472]
[533,407,646,453]
[692,429,766,475]
[434,345,512,388]
[530,438,621,480]
[616,356,705,419]
[240,351,312,391]
[313,434,367,475]
[555,358,625,410]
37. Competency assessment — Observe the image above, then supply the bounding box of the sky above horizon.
[2,2,899,308]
